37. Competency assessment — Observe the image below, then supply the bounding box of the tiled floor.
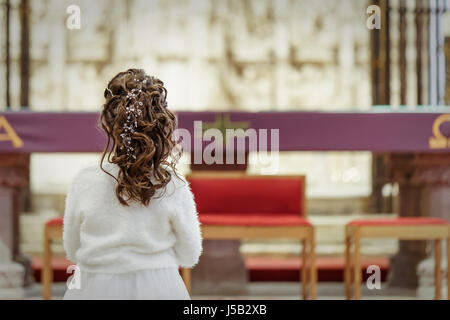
[25,282,427,300]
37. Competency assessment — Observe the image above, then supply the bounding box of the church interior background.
[0,0,449,299]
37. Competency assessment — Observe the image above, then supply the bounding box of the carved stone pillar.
[385,153,450,288]
[416,166,450,298]
[191,240,248,295]
[0,240,25,298]
[0,153,32,291]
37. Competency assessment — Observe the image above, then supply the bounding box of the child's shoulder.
[75,161,107,179]
[163,168,191,197]
[69,161,112,191]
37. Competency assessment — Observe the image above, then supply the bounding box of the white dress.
[63,267,190,300]
[61,162,202,300]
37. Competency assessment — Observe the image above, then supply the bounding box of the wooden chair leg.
[434,239,442,300]
[353,229,362,300]
[42,227,52,300]
[344,233,352,300]
[309,229,317,300]
[181,268,192,295]
[447,237,450,300]
[301,239,307,299]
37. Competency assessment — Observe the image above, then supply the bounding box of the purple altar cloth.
[0,110,449,153]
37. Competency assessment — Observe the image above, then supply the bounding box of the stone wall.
[2,0,371,111]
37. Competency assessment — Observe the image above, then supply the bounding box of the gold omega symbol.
[429,114,450,149]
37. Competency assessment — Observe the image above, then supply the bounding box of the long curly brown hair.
[99,68,180,206]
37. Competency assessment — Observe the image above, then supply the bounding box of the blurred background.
[0,0,449,299]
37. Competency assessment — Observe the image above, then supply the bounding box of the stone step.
[247,256,390,282]
[31,255,390,283]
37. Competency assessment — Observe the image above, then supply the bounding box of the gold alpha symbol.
[0,115,24,148]
[429,114,450,149]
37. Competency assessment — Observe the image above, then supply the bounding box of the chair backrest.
[187,175,306,217]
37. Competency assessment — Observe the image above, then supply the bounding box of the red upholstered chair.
[345,217,450,300]
[187,174,317,299]
[42,217,64,300]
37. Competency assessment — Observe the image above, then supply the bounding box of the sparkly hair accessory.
[118,75,151,160]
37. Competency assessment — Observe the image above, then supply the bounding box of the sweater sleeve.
[170,178,203,268]
[62,178,82,263]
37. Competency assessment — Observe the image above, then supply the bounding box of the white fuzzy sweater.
[62,162,202,273]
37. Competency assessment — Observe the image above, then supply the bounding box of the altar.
[1,109,449,297]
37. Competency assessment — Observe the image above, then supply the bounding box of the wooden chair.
[42,217,64,300]
[186,174,317,299]
[344,217,450,300]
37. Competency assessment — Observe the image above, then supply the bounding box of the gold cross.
[202,113,250,137]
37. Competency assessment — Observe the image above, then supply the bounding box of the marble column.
[385,153,450,289]
[0,239,25,299]
[0,153,32,293]
[191,240,248,296]
[416,167,450,298]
